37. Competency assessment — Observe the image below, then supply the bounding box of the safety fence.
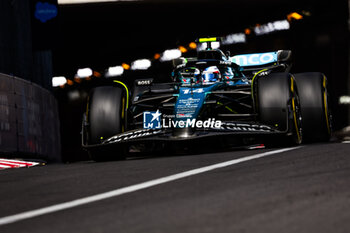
[0,73,61,162]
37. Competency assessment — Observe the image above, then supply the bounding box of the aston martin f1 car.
[82,37,332,161]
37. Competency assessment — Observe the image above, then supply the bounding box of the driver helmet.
[179,68,201,84]
[202,66,221,83]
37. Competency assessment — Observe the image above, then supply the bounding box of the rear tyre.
[257,72,302,145]
[293,72,331,142]
[87,86,126,161]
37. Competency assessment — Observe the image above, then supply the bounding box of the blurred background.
[0,0,349,161]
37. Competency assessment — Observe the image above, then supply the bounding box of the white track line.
[0,147,301,226]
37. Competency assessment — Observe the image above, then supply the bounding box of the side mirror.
[277,50,292,62]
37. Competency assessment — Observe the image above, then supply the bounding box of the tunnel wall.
[0,0,56,90]
[0,73,61,162]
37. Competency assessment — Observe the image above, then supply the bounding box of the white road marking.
[0,147,301,226]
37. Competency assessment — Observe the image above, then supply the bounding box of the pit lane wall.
[0,73,61,162]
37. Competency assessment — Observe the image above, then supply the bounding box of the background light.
[154,53,161,59]
[77,68,93,78]
[188,42,197,49]
[339,96,350,104]
[178,46,187,53]
[245,28,251,35]
[106,66,124,77]
[52,76,67,87]
[254,20,290,35]
[68,90,81,101]
[160,49,182,62]
[222,33,246,45]
[122,63,130,70]
[67,79,74,85]
[287,12,303,21]
[131,59,151,70]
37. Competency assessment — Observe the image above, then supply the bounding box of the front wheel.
[293,72,331,142]
[87,86,127,161]
[257,72,302,145]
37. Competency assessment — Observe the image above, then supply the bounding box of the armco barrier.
[0,73,61,162]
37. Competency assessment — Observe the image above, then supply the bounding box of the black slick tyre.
[257,72,302,145]
[87,86,126,161]
[293,72,331,142]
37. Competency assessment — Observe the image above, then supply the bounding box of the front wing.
[82,121,289,149]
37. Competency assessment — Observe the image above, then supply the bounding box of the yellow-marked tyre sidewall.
[290,77,302,144]
[257,73,301,145]
[293,72,331,142]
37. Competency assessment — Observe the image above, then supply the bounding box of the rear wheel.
[257,72,302,145]
[293,72,331,142]
[87,86,126,161]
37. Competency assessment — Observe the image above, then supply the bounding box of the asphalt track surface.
[0,142,350,233]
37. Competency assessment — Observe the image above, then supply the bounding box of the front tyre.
[257,73,302,145]
[293,72,331,142]
[87,86,126,161]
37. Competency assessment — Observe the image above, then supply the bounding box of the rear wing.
[230,50,292,71]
